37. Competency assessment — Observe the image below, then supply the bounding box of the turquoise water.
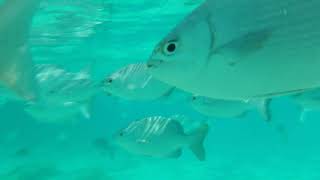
[2,0,320,179]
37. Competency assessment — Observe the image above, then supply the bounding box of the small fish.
[23,64,98,122]
[24,101,89,123]
[113,116,209,161]
[147,0,320,100]
[102,63,174,101]
[191,96,272,121]
[35,64,99,104]
[0,0,41,101]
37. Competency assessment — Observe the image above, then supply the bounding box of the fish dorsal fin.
[214,28,273,66]
[165,149,182,159]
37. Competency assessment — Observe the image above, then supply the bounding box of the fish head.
[112,128,138,150]
[102,64,149,98]
[190,95,200,104]
[113,120,148,149]
[147,13,212,87]
[190,95,209,104]
[101,73,120,96]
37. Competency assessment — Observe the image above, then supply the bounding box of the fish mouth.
[146,59,164,68]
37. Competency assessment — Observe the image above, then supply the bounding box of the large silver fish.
[0,0,41,101]
[147,0,320,100]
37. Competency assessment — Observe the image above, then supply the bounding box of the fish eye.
[119,132,124,136]
[107,78,113,84]
[192,96,197,100]
[163,40,178,55]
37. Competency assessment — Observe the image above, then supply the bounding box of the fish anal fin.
[165,149,182,159]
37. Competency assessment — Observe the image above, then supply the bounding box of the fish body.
[191,96,271,121]
[103,63,174,101]
[24,101,86,123]
[0,0,41,101]
[24,64,97,122]
[35,64,99,104]
[147,0,320,100]
[113,116,209,161]
[191,96,254,118]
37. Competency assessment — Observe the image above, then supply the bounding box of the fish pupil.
[167,43,176,53]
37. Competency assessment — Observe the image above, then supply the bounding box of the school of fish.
[1,0,320,161]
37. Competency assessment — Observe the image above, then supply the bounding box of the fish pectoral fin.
[251,99,272,122]
[215,28,273,65]
[165,149,182,159]
[136,139,149,144]
[162,87,176,98]
[80,104,91,119]
[299,109,311,123]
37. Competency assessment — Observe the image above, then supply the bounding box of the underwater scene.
[1,0,320,179]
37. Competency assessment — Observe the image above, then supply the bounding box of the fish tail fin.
[188,123,209,161]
